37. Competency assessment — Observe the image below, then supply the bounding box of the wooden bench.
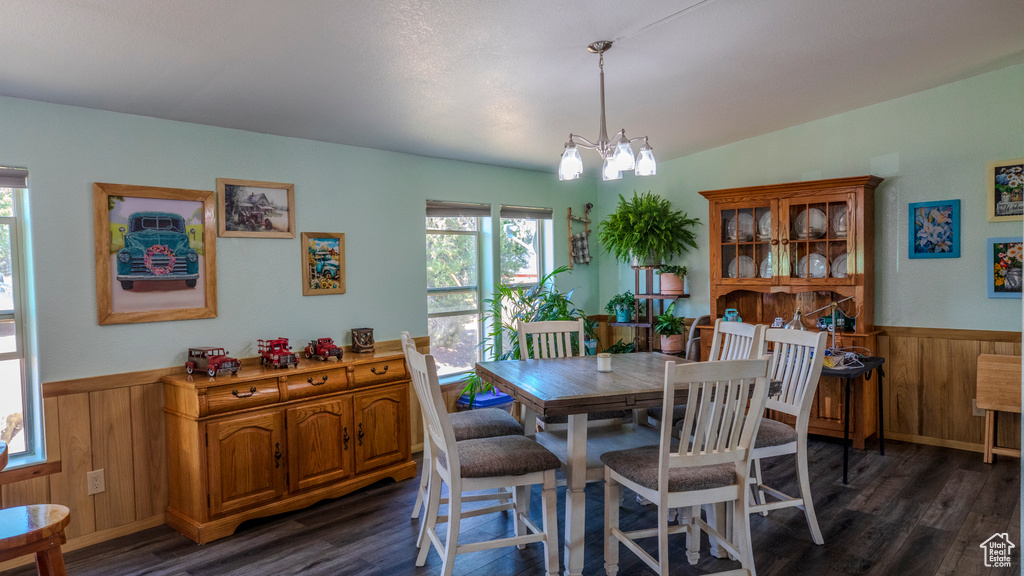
[976,354,1022,463]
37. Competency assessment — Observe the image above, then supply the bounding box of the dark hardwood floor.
[3,438,1018,576]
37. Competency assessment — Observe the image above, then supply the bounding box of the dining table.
[476,351,687,576]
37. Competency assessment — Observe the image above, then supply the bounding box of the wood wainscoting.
[0,336,427,572]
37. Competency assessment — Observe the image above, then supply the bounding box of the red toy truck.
[185,347,241,377]
[258,338,299,369]
[304,337,344,361]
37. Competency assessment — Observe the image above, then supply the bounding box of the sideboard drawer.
[203,379,280,416]
[286,366,349,400]
[352,359,407,388]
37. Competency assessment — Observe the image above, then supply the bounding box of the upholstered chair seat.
[450,408,524,440]
[753,418,798,449]
[439,435,562,478]
[602,445,736,492]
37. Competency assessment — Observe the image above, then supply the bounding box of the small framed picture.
[301,232,346,295]
[908,200,959,259]
[987,159,1023,222]
[987,237,1023,299]
[94,183,217,325]
[217,178,295,238]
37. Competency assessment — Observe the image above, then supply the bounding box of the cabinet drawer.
[286,367,349,400]
[352,359,407,388]
[203,379,280,416]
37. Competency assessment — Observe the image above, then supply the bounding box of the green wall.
[0,96,599,381]
[598,64,1024,333]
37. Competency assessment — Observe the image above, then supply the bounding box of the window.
[499,205,552,286]
[0,167,39,465]
[425,202,489,377]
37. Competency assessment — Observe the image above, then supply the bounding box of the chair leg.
[706,502,729,559]
[657,499,671,575]
[35,541,68,576]
[732,491,757,576]
[514,484,531,549]
[416,468,436,549]
[417,468,443,566]
[412,440,432,519]
[796,439,824,545]
[604,475,621,576]
[676,506,699,565]
[440,489,462,576]
[752,458,768,516]
[541,472,560,576]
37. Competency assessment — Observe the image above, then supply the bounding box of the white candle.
[597,353,612,372]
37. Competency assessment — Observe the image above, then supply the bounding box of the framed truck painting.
[94,183,217,325]
[987,237,1023,299]
[301,232,346,295]
[908,200,959,259]
[217,178,295,238]
[987,159,1023,222]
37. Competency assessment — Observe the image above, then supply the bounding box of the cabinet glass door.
[780,194,854,285]
[717,204,773,284]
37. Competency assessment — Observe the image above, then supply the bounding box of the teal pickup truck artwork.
[116,211,199,290]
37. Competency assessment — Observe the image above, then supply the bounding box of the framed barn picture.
[908,200,959,259]
[94,183,217,325]
[301,232,346,295]
[987,237,1023,299]
[987,159,1023,222]
[217,178,295,238]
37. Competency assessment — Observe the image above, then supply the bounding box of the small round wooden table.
[0,440,71,576]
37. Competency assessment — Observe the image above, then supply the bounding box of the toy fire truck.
[258,338,299,369]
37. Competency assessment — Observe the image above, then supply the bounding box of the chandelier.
[558,41,656,181]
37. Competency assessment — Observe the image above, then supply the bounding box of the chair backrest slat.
[708,319,766,362]
[517,319,585,360]
[401,333,461,482]
[659,359,769,481]
[763,328,827,420]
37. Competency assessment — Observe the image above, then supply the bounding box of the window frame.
[499,216,545,288]
[425,219,484,378]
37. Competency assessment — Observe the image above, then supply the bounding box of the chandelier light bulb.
[602,157,622,181]
[613,134,636,171]
[635,141,656,176]
[558,143,583,181]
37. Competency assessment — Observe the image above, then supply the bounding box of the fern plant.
[597,191,702,265]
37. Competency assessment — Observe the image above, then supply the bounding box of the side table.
[822,356,886,484]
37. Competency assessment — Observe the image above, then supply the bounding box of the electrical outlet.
[87,469,105,495]
[971,399,985,418]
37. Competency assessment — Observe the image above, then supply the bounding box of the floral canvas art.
[987,159,1024,222]
[987,237,1023,298]
[908,200,959,259]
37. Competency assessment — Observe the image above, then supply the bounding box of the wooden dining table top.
[476,352,689,417]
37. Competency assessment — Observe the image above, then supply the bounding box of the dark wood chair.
[0,441,72,576]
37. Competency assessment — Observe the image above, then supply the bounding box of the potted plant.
[460,266,595,405]
[605,291,636,322]
[656,265,687,296]
[654,302,686,354]
[597,190,702,266]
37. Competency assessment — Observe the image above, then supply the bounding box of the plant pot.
[615,309,632,323]
[659,272,685,296]
[660,334,685,355]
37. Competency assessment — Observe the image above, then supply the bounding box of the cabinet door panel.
[779,193,855,286]
[286,397,353,492]
[353,385,409,474]
[207,411,285,517]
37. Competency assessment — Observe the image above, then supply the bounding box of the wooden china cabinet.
[163,352,416,544]
[698,175,883,448]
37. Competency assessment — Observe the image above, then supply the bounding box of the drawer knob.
[371,365,389,376]
[308,375,329,386]
[232,386,257,399]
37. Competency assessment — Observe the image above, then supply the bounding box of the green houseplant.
[597,191,702,265]
[654,302,686,354]
[656,264,688,296]
[605,291,636,322]
[460,266,594,405]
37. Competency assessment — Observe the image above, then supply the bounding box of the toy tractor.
[304,337,344,361]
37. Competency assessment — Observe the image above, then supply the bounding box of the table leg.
[843,377,851,484]
[522,406,538,438]
[564,414,588,576]
[876,367,885,456]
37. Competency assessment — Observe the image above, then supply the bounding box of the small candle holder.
[597,353,612,372]
[351,328,375,353]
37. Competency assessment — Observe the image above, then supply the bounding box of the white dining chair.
[517,319,632,430]
[400,333,524,540]
[405,342,561,576]
[602,358,770,576]
[747,328,828,544]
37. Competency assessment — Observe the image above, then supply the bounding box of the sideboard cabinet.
[698,175,883,448]
[163,352,415,544]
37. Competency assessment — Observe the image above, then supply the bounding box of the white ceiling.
[1,0,1022,176]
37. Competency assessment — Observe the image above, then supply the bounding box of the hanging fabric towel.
[572,232,592,264]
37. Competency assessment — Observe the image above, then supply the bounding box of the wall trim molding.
[877,325,1021,342]
[42,336,429,398]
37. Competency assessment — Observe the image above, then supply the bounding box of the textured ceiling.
[1,0,1022,177]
